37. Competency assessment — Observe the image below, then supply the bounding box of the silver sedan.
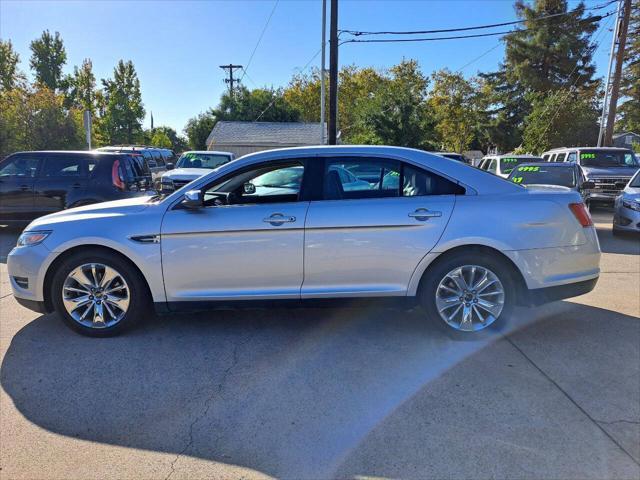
[7,146,601,336]
[613,169,640,235]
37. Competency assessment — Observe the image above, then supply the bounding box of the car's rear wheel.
[420,253,516,334]
[51,250,149,336]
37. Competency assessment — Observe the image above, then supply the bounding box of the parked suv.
[97,146,170,189]
[541,147,639,204]
[0,151,152,224]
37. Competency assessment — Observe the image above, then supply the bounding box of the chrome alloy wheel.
[62,263,130,328]
[435,265,505,332]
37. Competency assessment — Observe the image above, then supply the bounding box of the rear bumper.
[526,277,598,306]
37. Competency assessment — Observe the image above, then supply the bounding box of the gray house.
[613,132,640,149]
[206,121,326,157]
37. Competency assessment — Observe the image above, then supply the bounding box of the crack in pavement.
[595,419,640,426]
[506,336,640,468]
[164,328,257,480]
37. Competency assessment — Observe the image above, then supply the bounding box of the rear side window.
[41,155,85,177]
[323,157,463,200]
[556,153,566,162]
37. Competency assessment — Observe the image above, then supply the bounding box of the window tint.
[556,153,566,162]
[488,159,497,173]
[324,158,400,200]
[402,164,464,196]
[41,156,84,177]
[0,155,39,177]
[542,154,550,162]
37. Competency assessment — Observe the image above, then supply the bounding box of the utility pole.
[219,64,243,97]
[320,0,327,145]
[598,0,631,146]
[604,0,631,146]
[328,0,338,145]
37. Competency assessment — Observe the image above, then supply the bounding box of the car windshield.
[500,157,539,175]
[176,153,232,169]
[579,150,639,168]
[509,165,576,187]
[630,171,640,188]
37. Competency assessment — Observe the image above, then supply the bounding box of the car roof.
[14,150,126,156]
[181,150,234,155]
[545,146,632,152]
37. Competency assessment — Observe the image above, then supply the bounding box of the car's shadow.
[1,302,637,478]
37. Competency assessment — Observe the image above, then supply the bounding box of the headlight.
[17,231,51,247]
[622,200,640,212]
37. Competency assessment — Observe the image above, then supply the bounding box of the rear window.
[579,150,639,168]
[509,165,576,188]
[500,157,541,175]
[176,152,233,169]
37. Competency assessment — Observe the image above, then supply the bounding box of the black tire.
[51,249,150,337]
[419,251,517,337]
[612,227,622,237]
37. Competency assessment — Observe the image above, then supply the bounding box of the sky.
[1,0,616,135]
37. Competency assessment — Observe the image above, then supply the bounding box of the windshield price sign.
[581,153,596,159]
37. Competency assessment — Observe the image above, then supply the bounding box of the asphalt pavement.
[0,208,638,480]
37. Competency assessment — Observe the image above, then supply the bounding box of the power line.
[239,0,279,84]
[456,43,502,72]
[340,11,613,45]
[340,1,616,37]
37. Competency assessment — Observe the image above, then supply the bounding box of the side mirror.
[243,182,256,194]
[166,162,175,170]
[581,181,595,190]
[182,189,203,209]
[615,181,628,189]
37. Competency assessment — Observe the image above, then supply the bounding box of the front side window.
[204,162,304,206]
[0,155,39,177]
[556,153,566,162]
[488,159,498,173]
[41,156,84,177]
[567,152,577,162]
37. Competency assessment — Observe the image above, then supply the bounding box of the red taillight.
[569,202,593,227]
[112,160,125,190]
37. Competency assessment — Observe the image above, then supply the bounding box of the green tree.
[184,111,217,150]
[0,86,84,157]
[617,2,640,133]
[522,89,599,153]
[29,30,67,90]
[150,130,172,148]
[99,60,145,144]
[63,58,96,113]
[505,0,599,93]
[0,40,24,91]
[352,60,434,148]
[429,69,482,153]
[144,126,188,152]
[214,86,300,122]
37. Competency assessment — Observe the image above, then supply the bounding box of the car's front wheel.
[51,250,149,336]
[420,253,516,334]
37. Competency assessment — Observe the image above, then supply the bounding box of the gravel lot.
[0,208,638,480]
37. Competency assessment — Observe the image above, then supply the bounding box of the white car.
[7,146,600,337]
[478,154,544,178]
[161,150,235,192]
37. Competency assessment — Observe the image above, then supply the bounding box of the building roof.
[207,121,325,147]
[613,132,639,139]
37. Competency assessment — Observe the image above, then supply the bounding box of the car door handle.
[263,213,296,225]
[19,185,30,191]
[409,208,442,221]
[71,183,82,189]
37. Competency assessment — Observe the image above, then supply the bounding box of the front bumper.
[7,243,52,306]
[613,203,640,232]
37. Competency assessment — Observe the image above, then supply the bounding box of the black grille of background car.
[590,177,631,194]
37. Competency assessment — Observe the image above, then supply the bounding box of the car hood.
[581,166,639,178]
[26,196,154,229]
[163,168,211,181]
